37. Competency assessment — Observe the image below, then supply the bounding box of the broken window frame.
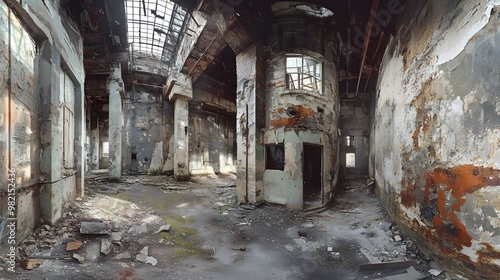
[285,54,323,93]
[61,70,75,170]
[265,144,285,171]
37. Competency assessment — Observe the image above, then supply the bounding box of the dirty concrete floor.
[1,172,461,280]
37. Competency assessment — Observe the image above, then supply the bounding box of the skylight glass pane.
[125,0,187,62]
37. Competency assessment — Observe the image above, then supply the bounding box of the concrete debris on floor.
[0,174,462,280]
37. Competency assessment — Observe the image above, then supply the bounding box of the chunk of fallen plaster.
[101,239,112,255]
[135,254,148,263]
[20,259,44,270]
[154,225,171,234]
[80,222,109,235]
[111,232,122,241]
[72,253,85,264]
[429,268,443,276]
[393,235,402,242]
[66,241,83,251]
[139,246,149,256]
[114,252,132,260]
[145,256,158,266]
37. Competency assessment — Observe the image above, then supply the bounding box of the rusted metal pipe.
[355,0,379,98]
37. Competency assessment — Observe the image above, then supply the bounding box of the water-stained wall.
[123,87,174,174]
[372,0,500,278]
[264,17,340,209]
[0,0,84,255]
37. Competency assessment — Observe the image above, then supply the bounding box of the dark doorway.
[303,144,322,209]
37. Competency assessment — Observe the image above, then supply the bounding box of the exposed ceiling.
[74,0,406,104]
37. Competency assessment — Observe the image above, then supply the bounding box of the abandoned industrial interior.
[0,0,499,279]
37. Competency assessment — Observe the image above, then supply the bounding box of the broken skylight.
[125,0,187,62]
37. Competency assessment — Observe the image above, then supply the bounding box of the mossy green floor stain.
[111,186,214,260]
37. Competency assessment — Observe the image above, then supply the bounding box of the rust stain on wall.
[270,105,315,128]
[410,78,435,149]
[401,165,500,256]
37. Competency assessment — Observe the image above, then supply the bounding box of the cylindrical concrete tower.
[263,4,340,210]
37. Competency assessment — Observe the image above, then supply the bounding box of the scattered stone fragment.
[66,241,83,251]
[327,246,333,252]
[154,225,171,234]
[139,246,149,256]
[80,222,109,235]
[302,223,315,228]
[115,252,132,260]
[145,256,158,266]
[75,197,82,201]
[111,232,122,242]
[101,239,112,255]
[24,238,36,245]
[72,253,85,264]
[135,254,148,263]
[393,235,402,242]
[429,268,443,276]
[43,225,51,231]
[20,259,44,270]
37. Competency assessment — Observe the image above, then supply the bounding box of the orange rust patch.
[270,105,315,128]
[402,165,500,257]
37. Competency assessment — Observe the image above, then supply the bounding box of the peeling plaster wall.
[264,18,340,209]
[123,87,172,174]
[372,0,500,278]
[0,0,84,254]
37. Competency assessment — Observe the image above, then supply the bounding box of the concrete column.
[90,109,99,170]
[74,80,85,198]
[39,42,63,224]
[236,44,266,204]
[173,98,190,180]
[166,72,193,181]
[108,62,123,181]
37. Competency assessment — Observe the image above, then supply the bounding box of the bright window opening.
[346,135,355,147]
[103,142,109,157]
[286,54,322,93]
[346,153,356,168]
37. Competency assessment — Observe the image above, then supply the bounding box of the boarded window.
[286,54,322,93]
[266,144,285,170]
[61,71,75,169]
[346,153,356,168]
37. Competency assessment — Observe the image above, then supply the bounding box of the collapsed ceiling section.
[125,0,188,63]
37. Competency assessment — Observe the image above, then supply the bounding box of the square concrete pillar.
[38,42,63,224]
[236,44,266,204]
[90,108,100,170]
[166,72,192,181]
[173,98,190,180]
[108,62,123,181]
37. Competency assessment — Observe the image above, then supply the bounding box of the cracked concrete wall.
[0,0,84,254]
[372,0,500,278]
[123,87,172,174]
[263,18,340,209]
